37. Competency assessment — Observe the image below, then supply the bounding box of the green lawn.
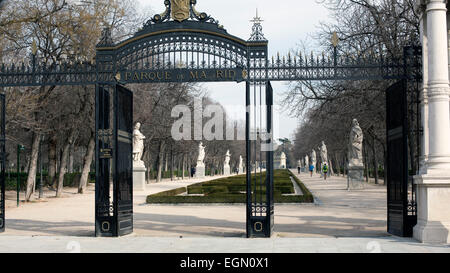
[146,169,314,204]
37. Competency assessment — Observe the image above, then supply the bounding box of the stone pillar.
[419,11,430,174]
[414,0,450,244]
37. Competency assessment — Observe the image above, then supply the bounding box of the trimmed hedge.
[146,169,314,204]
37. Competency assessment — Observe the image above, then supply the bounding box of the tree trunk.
[188,158,191,179]
[78,134,95,193]
[371,137,379,185]
[363,140,369,183]
[25,133,40,201]
[68,143,74,174]
[382,143,387,185]
[164,153,168,172]
[56,132,75,197]
[156,141,165,182]
[170,148,174,181]
[182,154,186,180]
[335,154,341,176]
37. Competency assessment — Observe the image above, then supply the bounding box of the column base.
[413,174,450,244]
[413,220,450,244]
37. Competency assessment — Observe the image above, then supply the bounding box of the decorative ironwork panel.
[95,85,115,237]
[0,94,5,233]
[386,80,417,237]
[114,85,133,236]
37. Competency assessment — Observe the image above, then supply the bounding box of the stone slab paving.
[1,171,388,238]
[0,236,448,253]
[1,170,448,252]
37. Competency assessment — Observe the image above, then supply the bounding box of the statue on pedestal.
[195,142,206,178]
[348,119,364,167]
[133,122,146,168]
[197,142,206,167]
[132,122,147,191]
[347,118,364,190]
[223,150,231,175]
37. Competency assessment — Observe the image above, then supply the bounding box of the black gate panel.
[386,80,416,237]
[0,94,5,233]
[95,85,115,237]
[246,81,274,238]
[114,84,133,236]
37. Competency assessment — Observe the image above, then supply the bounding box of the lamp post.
[16,144,25,207]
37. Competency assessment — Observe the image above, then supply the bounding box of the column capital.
[415,0,448,13]
[425,0,448,11]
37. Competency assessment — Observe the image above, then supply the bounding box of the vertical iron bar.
[246,80,251,238]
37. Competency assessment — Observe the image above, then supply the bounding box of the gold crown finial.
[331,32,339,47]
[31,40,37,55]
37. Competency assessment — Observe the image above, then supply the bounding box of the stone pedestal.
[347,164,364,190]
[413,174,450,244]
[195,166,205,178]
[133,165,147,191]
[223,165,231,176]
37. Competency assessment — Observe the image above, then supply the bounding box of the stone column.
[414,0,450,244]
[419,11,430,174]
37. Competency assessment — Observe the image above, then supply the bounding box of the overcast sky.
[137,0,332,142]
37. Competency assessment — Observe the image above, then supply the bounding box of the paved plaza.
[0,170,449,252]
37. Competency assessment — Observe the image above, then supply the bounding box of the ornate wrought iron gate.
[0,94,5,233]
[0,0,422,237]
[386,80,417,237]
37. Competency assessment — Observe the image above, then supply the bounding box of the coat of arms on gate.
[171,0,191,22]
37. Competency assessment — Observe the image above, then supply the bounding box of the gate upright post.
[0,94,5,232]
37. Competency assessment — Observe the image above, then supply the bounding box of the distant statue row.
[298,119,364,179]
[195,142,245,177]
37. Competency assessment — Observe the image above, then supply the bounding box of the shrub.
[146,169,314,204]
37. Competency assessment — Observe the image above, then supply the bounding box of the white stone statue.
[133,122,146,167]
[319,141,328,164]
[132,122,146,191]
[305,155,309,166]
[224,150,231,165]
[280,152,287,169]
[349,119,364,166]
[238,155,244,174]
[311,149,316,166]
[195,142,206,178]
[223,150,231,175]
[197,142,206,167]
